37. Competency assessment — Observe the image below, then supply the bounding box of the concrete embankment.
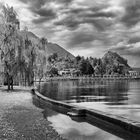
[32,89,140,140]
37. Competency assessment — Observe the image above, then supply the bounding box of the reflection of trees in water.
[76,80,129,105]
[39,81,76,101]
[31,93,137,140]
[32,93,70,118]
[39,82,59,100]
[101,80,129,105]
[32,95,58,118]
[39,80,130,105]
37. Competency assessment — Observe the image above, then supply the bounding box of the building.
[129,68,140,77]
[58,68,81,76]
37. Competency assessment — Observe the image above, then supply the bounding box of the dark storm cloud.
[32,8,57,24]
[55,0,73,5]
[54,16,79,30]
[54,7,115,31]
[82,11,116,18]
[110,42,140,57]
[55,18,113,31]
[66,29,110,48]
[31,7,56,24]
[18,0,73,7]
[18,0,58,24]
[32,15,56,24]
[32,8,53,17]
[18,0,73,24]
[128,36,140,44]
[121,0,140,27]
[87,18,113,31]
[18,0,47,8]
[119,48,140,56]
[68,32,95,46]
[110,45,132,52]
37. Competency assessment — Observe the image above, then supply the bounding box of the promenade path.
[0,86,64,140]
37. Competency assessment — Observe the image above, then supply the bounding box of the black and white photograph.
[0,0,140,139]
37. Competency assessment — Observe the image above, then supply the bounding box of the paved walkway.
[0,86,65,140]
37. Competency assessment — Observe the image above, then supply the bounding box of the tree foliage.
[48,53,58,63]
[0,4,39,89]
[79,59,94,75]
[0,4,20,90]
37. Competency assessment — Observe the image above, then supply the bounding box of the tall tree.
[35,50,46,86]
[79,59,94,75]
[0,4,37,88]
[0,4,20,90]
[40,37,47,50]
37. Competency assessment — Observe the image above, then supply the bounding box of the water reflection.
[32,95,123,140]
[39,80,129,105]
[39,80,140,122]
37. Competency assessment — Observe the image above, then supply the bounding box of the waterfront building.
[58,68,81,76]
[129,68,140,77]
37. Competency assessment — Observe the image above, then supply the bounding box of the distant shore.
[35,75,140,82]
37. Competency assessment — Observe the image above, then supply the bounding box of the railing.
[34,75,140,82]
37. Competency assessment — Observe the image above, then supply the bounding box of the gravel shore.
[0,86,65,140]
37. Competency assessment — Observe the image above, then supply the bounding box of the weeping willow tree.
[0,4,20,90]
[0,4,37,89]
[24,35,36,86]
[35,37,48,87]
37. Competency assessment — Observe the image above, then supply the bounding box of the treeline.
[0,4,48,90]
[47,51,131,76]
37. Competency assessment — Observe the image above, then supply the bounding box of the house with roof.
[129,68,140,77]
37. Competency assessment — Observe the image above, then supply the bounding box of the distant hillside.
[20,30,75,59]
[20,30,40,44]
[102,51,131,68]
[46,42,75,59]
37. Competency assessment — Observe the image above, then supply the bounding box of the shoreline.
[0,86,65,140]
[33,89,140,140]
[34,76,140,82]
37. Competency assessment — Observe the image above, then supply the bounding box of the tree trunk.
[24,72,26,86]
[10,76,13,90]
[27,73,30,86]
[7,75,10,91]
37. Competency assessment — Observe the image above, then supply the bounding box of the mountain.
[20,30,75,59]
[102,51,131,68]
[102,51,131,74]
[45,42,75,59]
[20,30,40,44]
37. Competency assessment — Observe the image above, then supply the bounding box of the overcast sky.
[2,0,140,67]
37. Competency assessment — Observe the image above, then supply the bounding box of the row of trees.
[0,4,48,90]
[46,52,130,76]
[76,55,129,75]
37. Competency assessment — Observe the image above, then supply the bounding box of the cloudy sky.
[1,0,140,67]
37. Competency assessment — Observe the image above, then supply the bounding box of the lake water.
[40,79,140,122]
[39,106,123,140]
[0,87,123,140]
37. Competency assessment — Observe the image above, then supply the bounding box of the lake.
[39,79,140,122]
[38,79,140,139]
